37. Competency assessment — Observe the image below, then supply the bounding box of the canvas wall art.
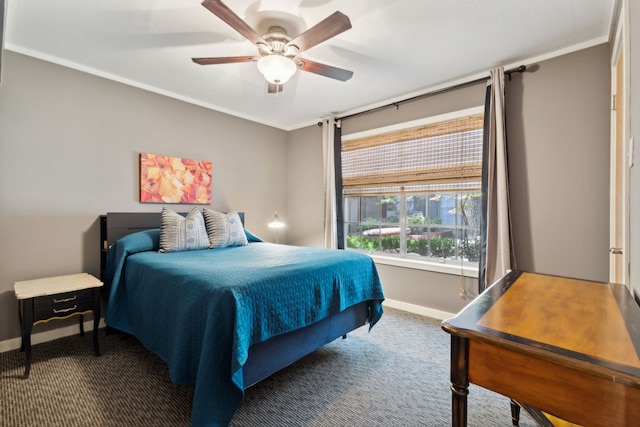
[140,153,212,204]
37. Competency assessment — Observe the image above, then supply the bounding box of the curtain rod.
[328,65,526,124]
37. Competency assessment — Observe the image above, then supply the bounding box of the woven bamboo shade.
[342,115,484,196]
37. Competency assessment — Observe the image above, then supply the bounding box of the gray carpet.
[0,308,537,426]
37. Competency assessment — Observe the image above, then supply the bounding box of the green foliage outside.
[407,237,429,256]
[460,239,481,262]
[407,213,426,234]
[346,234,377,251]
[380,235,400,251]
[429,236,455,259]
[347,234,460,261]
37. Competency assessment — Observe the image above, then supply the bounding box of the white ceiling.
[5,0,615,130]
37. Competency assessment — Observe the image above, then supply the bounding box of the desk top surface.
[14,273,103,299]
[442,271,640,379]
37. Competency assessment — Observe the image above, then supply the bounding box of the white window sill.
[370,254,479,278]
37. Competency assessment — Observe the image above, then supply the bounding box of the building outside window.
[341,107,483,268]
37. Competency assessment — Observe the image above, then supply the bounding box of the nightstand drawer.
[33,288,95,322]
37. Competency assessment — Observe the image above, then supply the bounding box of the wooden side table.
[14,273,103,379]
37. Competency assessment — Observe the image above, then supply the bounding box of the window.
[341,108,483,268]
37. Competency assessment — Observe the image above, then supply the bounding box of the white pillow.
[159,207,210,253]
[203,209,248,249]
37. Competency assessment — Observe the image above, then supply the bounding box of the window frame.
[341,106,483,278]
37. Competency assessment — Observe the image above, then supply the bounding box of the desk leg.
[20,299,34,379]
[450,336,469,427]
[510,400,521,426]
[92,288,101,357]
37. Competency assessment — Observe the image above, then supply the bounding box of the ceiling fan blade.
[286,11,351,53]
[297,58,353,82]
[267,83,283,94]
[201,0,269,48]
[192,56,255,65]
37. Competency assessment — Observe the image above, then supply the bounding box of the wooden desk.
[441,271,640,427]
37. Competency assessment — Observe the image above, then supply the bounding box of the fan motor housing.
[259,26,296,57]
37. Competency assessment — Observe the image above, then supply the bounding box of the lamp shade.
[268,211,285,229]
[257,55,297,84]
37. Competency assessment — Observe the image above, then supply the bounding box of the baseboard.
[0,319,107,354]
[0,301,450,353]
[382,299,455,321]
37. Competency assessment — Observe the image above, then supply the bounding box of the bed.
[101,210,385,427]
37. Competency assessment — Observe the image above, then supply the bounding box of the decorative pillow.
[159,207,210,253]
[203,209,248,248]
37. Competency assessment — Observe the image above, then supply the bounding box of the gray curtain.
[322,117,339,249]
[479,68,515,292]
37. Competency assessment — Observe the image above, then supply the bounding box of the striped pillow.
[159,207,210,253]
[203,209,248,249]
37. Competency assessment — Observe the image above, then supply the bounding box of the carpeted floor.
[0,308,536,426]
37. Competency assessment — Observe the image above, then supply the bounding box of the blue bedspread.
[104,229,384,426]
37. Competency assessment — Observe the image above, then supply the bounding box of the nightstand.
[14,273,103,379]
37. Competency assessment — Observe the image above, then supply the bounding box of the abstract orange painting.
[140,153,212,204]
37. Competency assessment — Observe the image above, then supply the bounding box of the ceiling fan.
[191,0,354,93]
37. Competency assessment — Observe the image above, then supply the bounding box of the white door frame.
[609,0,630,286]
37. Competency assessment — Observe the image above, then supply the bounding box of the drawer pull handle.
[53,305,77,314]
[54,296,77,303]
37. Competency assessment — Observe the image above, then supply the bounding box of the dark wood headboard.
[99,211,244,279]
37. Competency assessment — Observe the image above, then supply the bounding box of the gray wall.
[286,124,324,248]
[507,44,610,282]
[0,51,288,342]
[288,43,611,314]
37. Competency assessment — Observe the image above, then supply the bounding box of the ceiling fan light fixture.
[257,55,297,84]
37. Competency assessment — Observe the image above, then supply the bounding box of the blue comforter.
[104,229,384,426]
